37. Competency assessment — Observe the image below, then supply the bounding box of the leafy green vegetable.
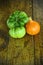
[9,27,26,38]
[7,11,29,28]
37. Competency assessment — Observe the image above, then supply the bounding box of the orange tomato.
[26,19,40,35]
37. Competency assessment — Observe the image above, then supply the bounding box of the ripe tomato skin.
[26,20,40,35]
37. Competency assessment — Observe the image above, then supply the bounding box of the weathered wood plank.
[0,0,34,65]
[33,0,43,65]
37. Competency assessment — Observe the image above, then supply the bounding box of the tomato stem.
[29,17,32,21]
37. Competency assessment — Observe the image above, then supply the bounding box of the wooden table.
[0,0,43,65]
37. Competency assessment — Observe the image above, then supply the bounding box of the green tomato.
[9,27,26,38]
[19,11,29,25]
[7,19,14,28]
[7,11,29,28]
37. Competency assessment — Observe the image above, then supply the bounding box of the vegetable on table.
[26,17,40,35]
[9,27,26,38]
[7,11,29,29]
[7,11,28,38]
[7,10,40,38]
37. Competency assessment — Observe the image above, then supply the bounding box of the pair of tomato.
[7,11,29,38]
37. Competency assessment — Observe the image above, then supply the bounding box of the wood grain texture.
[0,0,34,65]
[33,0,43,65]
[0,0,43,65]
